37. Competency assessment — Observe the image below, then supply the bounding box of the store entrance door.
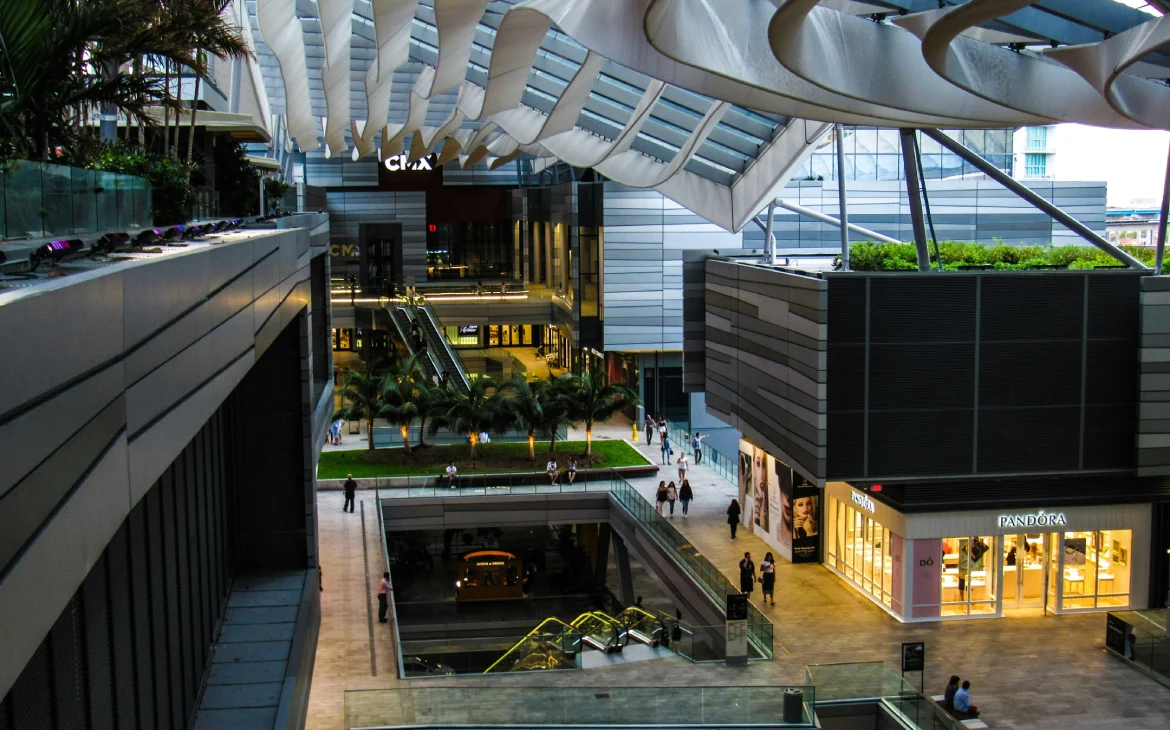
[1003,534,1048,612]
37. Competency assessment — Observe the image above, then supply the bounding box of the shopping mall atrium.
[6,1,1170,728]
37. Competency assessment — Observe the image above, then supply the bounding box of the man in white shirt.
[445,462,458,489]
[546,459,559,485]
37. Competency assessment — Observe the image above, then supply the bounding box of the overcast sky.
[1051,124,1170,208]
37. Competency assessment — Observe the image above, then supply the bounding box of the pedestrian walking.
[738,552,756,595]
[343,474,356,513]
[727,498,741,538]
[760,552,776,605]
[377,571,391,623]
[567,457,577,484]
[644,414,655,446]
[677,451,689,483]
[445,462,458,489]
[546,458,559,485]
[691,432,705,464]
[666,481,678,517]
[679,479,693,516]
[655,481,668,515]
[660,434,672,465]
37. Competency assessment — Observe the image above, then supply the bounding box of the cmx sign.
[383,153,437,172]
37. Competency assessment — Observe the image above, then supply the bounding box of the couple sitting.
[943,676,979,718]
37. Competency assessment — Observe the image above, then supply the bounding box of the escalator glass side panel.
[483,617,580,673]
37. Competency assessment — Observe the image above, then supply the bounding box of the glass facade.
[799,128,1014,182]
[941,537,997,616]
[1024,153,1048,179]
[1061,530,1132,610]
[827,497,894,608]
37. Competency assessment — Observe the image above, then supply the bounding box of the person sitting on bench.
[943,676,960,711]
[953,680,979,718]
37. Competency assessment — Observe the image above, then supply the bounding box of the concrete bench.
[932,696,986,728]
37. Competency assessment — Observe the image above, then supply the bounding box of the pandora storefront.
[824,483,1152,622]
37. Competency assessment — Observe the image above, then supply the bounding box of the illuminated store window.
[1062,530,1131,610]
[827,497,893,608]
[941,536,997,616]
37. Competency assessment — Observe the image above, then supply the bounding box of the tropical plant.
[413,380,448,449]
[380,355,427,454]
[537,374,578,454]
[556,371,638,457]
[436,377,502,465]
[91,141,193,224]
[847,240,1156,272]
[334,360,385,452]
[499,376,553,462]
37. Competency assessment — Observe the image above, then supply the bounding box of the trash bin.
[782,688,803,724]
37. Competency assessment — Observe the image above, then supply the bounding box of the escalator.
[414,304,471,395]
[387,305,439,380]
[484,606,671,673]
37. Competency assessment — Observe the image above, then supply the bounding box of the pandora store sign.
[997,510,1067,529]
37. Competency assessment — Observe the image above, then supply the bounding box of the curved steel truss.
[247,0,1170,230]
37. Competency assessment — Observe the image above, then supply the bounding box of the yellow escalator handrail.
[483,616,577,674]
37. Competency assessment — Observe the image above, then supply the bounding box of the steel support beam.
[1158,144,1170,275]
[923,129,1147,270]
[763,201,777,265]
[836,124,851,270]
[900,129,931,272]
[754,201,901,245]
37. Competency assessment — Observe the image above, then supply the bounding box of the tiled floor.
[307,418,1170,730]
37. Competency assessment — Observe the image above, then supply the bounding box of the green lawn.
[317,439,652,479]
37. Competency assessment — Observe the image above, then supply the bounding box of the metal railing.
[344,684,816,729]
[609,480,773,660]
[368,424,567,448]
[659,417,737,485]
[1,160,152,239]
[807,662,962,730]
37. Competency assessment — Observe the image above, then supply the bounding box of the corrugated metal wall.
[0,408,233,729]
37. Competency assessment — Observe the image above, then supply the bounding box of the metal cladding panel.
[82,556,115,730]
[702,260,828,482]
[604,186,745,352]
[49,597,86,730]
[825,270,1143,484]
[9,644,52,730]
[2,407,238,730]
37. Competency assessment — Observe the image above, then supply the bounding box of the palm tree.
[438,377,502,466]
[381,377,421,455]
[175,0,251,166]
[0,0,181,159]
[334,360,385,451]
[380,354,426,454]
[414,380,448,449]
[558,371,638,458]
[499,376,544,462]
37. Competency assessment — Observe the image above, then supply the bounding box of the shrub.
[846,240,1155,272]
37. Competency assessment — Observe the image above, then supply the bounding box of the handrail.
[391,305,442,378]
[375,489,404,679]
[416,301,471,393]
[482,616,581,673]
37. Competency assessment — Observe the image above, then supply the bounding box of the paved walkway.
[306,416,1170,730]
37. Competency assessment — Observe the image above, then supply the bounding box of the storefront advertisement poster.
[766,455,782,541]
[790,474,820,564]
[911,539,941,618]
[737,443,753,518]
[776,460,794,556]
[752,447,769,533]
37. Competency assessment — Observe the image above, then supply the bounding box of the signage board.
[852,491,875,513]
[383,153,437,171]
[901,641,925,672]
[725,593,748,666]
[997,510,1067,529]
[458,325,479,336]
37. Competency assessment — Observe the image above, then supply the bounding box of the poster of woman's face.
[793,496,819,538]
[738,448,753,504]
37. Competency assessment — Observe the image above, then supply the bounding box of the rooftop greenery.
[847,241,1155,272]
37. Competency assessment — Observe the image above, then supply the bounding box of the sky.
[1049,124,1170,208]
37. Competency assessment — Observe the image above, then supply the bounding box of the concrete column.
[611,532,635,607]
